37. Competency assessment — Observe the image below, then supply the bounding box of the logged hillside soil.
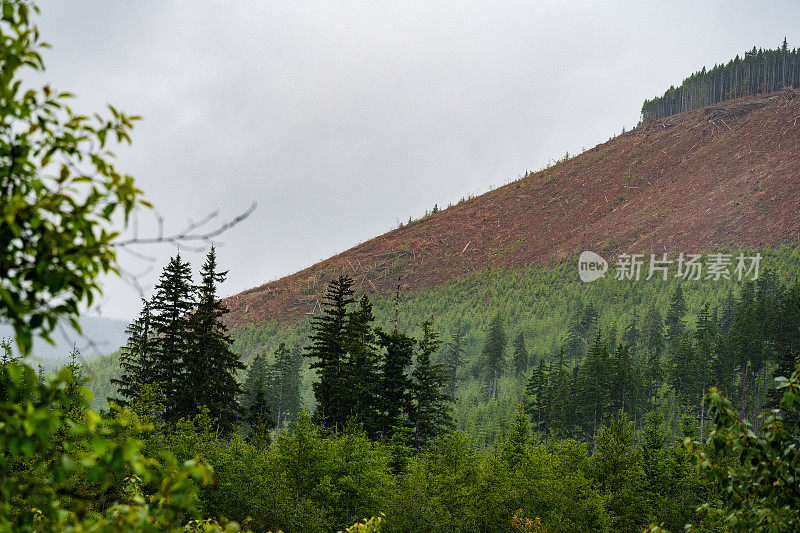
[223,89,800,327]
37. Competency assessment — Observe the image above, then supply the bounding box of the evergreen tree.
[64,344,84,416]
[576,330,611,438]
[622,307,639,356]
[304,275,355,431]
[482,313,507,400]
[642,305,665,403]
[546,346,572,436]
[267,342,302,428]
[500,406,531,468]
[608,343,633,416]
[149,253,194,423]
[410,320,454,448]
[642,41,800,122]
[565,302,598,368]
[668,336,706,408]
[184,246,244,435]
[376,328,415,438]
[343,295,381,436]
[525,359,548,431]
[442,321,466,399]
[241,350,275,440]
[665,285,687,345]
[512,332,529,375]
[111,299,153,407]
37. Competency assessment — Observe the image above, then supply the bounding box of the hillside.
[224,89,800,327]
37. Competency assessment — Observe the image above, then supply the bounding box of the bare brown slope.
[223,89,800,327]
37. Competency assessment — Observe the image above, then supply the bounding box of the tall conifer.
[111,299,153,407]
[410,320,454,448]
[483,313,507,400]
[512,332,529,375]
[304,275,355,431]
[149,253,193,422]
[185,246,244,435]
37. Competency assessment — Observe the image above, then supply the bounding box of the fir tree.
[565,303,599,368]
[442,321,465,399]
[546,346,572,436]
[642,305,665,405]
[482,313,507,400]
[410,320,454,448]
[376,328,415,438]
[242,350,275,441]
[111,299,153,407]
[149,253,194,423]
[576,330,611,438]
[525,359,547,431]
[608,343,633,416]
[267,342,302,428]
[184,246,244,435]
[343,295,381,436]
[64,344,85,419]
[622,307,639,356]
[512,332,529,375]
[665,285,687,344]
[304,275,355,431]
[500,406,531,468]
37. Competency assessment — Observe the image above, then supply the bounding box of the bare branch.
[114,202,256,247]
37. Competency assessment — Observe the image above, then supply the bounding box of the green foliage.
[111,300,154,408]
[410,320,454,448]
[304,275,357,431]
[483,313,507,400]
[0,359,235,531]
[0,0,147,355]
[241,349,276,439]
[149,253,194,422]
[185,247,245,434]
[512,332,529,376]
[266,342,302,427]
[682,365,800,532]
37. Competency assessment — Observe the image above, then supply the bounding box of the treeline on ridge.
[641,39,800,122]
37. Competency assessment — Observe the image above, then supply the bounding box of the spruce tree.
[512,332,529,375]
[410,320,454,448]
[442,321,465,399]
[149,253,194,423]
[608,343,633,416]
[546,346,572,436]
[185,246,245,435]
[665,285,687,344]
[242,350,275,440]
[376,328,415,438]
[622,307,639,356]
[482,313,507,400]
[304,275,355,431]
[110,299,153,407]
[343,295,381,436]
[267,342,302,428]
[576,329,611,438]
[525,359,548,431]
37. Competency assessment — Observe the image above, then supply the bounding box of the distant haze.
[27,1,800,321]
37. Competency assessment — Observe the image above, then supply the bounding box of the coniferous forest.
[641,39,800,122]
[2,1,800,532]
[63,248,800,533]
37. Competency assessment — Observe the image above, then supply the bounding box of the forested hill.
[223,88,800,328]
[642,40,800,122]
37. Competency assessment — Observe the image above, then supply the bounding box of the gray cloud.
[29,0,800,320]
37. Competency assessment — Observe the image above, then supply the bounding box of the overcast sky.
[29,0,799,320]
